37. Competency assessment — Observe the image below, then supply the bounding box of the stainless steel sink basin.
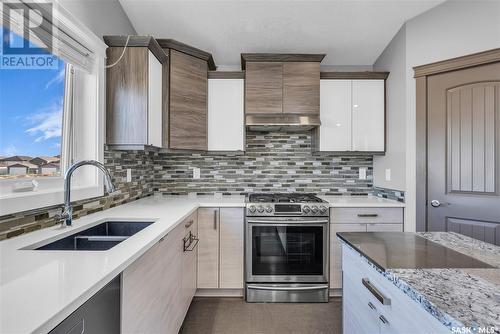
[35,221,154,251]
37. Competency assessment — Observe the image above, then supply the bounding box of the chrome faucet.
[59,160,116,226]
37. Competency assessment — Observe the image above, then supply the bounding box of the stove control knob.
[248,205,256,213]
[320,206,328,213]
[257,206,265,213]
[302,205,311,214]
[265,206,273,213]
[311,206,319,213]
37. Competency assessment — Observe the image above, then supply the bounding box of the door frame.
[414,48,500,232]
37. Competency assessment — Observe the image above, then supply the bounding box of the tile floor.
[180,297,342,334]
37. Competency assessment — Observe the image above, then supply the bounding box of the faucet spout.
[60,160,116,226]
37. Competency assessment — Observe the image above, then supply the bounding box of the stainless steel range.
[245,193,329,303]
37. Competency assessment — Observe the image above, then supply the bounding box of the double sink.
[34,221,154,251]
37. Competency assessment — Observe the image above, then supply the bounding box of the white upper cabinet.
[318,79,385,152]
[148,51,163,148]
[319,80,352,151]
[352,80,385,152]
[208,79,245,151]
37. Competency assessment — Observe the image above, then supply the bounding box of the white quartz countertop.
[0,195,245,334]
[0,194,403,333]
[320,195,405,207]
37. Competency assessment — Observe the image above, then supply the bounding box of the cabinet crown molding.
[240,53,326,70]
[157,38,216,70]
[103,35,168,64]
[320,72,389,80]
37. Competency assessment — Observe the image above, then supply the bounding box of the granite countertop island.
[338,231,500,333]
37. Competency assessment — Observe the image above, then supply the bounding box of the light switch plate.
[385,168,391,181]
[126,169,132,182]
[359,167,367,180]
[193,167,201,179]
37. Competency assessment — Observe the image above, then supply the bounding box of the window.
[0,1,107,215]
[0,29,66,179]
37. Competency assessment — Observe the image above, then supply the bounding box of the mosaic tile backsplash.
[0,147,155,240]
[0,131,376,240]
[154,131,374,195]
[373,186,405,202]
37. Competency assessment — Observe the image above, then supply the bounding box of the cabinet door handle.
[213,210,218,230]
[367,302,376,311]
[358,214,379,218]
[185,219,194,228]
[379,315,389,325]
[362,278,391,305]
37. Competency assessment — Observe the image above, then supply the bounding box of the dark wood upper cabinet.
[245,62,283,115]
[106,47,148,145]
[243,54,324,117]
[168,49,208,150]
[104,36,168,149]
[283,62,320,115]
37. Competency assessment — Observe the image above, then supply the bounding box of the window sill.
[0,184,103,216]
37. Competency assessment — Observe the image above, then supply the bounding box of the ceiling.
[119,0,444,68]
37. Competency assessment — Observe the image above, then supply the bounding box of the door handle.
[430,200,441,207]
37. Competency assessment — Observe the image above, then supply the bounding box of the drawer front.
[331,208,403,224]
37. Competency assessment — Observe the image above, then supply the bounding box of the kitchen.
[0,0,499,333]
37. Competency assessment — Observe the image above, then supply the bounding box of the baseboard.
[195,288,244,297]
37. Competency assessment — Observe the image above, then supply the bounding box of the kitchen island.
[338,232,500,334]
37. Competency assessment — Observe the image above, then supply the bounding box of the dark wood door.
[169,49,208,150]
[427,62,500,244]
[283,62,320,115]
[245,62,283,114]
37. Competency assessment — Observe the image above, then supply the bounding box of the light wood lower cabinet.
[197,208,219,288]
[180,211,198,316]
[330,207,404,291]
[330,223,366,289]
[122,212,198,334]
[219,208,244,288]
[198,208,244,290]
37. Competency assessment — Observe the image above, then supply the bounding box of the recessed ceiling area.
[119,0,444,68]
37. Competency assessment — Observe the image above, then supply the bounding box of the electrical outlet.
[359,167,367,180]
[126,169,132,182]
[385,169,391,181]
[193,167,201,179]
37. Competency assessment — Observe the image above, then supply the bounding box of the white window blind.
[1,0,98,73]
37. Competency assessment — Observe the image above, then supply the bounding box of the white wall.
[373,25,406,191]
[405,0,500,232]
[59,0,136,38]
[373,0,500,232]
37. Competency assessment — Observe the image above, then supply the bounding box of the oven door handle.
[246,220,329,224]
[246,285,329,291]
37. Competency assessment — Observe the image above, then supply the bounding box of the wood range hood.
[241,53,325,131]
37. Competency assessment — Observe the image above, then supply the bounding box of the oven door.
[245,218,329,283]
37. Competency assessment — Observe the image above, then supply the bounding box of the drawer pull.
[185,219,194,228]
[367,302,376,311]
[379,315,389,325]
[362,278,391,305]
[358,214,379,218]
